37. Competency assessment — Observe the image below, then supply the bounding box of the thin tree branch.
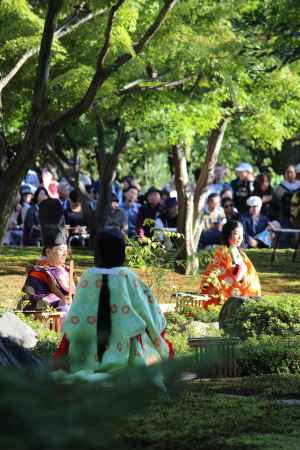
[108,0,179,70]
[0,8,108,94]
[118,76,192,95]
[193,117,230,224]
[0,49,36,93]
[97,0,125,68]
[55,142,71,166]
[40,1,126,141]
[110,122,129,170]
[56,8,108,39]
[21,0,63,156]
[40,0,178,142]
[94,110,106,176]
[46,142,75,186]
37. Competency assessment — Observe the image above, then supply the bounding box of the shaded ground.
[120,379,300,450]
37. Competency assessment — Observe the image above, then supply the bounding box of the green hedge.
[224,296,300,339]
[237,335,300,376]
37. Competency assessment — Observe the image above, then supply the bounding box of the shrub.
[15,313,59,360]
[224,296,300,339]
[237,335,300,376]
[176,304,221,323]
[165,312,194,355]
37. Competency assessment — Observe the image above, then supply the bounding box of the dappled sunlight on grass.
[0,246,299,309]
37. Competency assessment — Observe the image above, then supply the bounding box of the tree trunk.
[95,120,128,231]
[173,118,229,275]
[172,144,198,274]
[0,0,177,245]
[0,0,63,245]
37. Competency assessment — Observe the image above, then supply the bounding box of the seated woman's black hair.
[94,228,126,361]
[94,228,125,268]
[222,220,243,246]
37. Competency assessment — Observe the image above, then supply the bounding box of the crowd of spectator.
[3,162,300,250]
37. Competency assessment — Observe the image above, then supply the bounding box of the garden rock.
[0,312,37,349]
[219,296,261,337]
[280,399,300,406]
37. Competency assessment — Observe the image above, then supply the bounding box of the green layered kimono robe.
[54,266,173,377]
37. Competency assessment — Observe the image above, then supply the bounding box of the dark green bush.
[225,296,300,339]
[237,335,300,376]
[165,311,193,354]
[15,313,59,359]
[176,304,221,322]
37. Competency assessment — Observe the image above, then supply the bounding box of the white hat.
[295,164,300,174]
[246,196,262,208]
[236,162,253,173]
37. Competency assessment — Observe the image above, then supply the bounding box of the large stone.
[219,296,261,337]
[0,337,42,368]
[0,312,37,349]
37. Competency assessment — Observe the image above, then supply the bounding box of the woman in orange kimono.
[200,220,261,309]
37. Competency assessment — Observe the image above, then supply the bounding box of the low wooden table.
[271,228,300,262]
[173,291,209,311]
[188,337,241,378]
[15,310,63,333]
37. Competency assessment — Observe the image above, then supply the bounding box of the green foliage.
[176,303,221,322]
[15,312,59,359]
[3,0,300,183]
[0,356,199,450]
[165,311,193,355]
[225,296,300,339]
[238,335,300,375]
[126,232,179,270]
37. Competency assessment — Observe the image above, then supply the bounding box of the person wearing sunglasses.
[221,197,239,222]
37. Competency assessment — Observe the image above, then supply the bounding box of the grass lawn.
[0,246,300,450]
[0,246,299,310]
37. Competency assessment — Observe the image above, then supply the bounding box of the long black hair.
[222,220,243,247]
[95,229,126,361]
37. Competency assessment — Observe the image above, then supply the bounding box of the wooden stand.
[15,310,63,333]
[188,337,241,378]
[271,229,300,262]
[173,292,209,311]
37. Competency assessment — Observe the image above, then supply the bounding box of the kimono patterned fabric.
[199,246,261,309]
[60,267,172,375]
[22,259,73,317]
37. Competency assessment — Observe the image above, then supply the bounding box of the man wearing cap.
[136,187,162,238]
[240,196,271,248]
[21,199,74,319]
[230,163,255,214]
